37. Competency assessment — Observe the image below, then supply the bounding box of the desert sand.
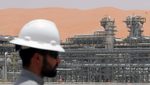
[0,7,149,41]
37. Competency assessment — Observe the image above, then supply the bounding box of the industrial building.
[59,15,150,83]
[0,15,150,83]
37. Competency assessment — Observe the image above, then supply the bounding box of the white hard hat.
[10,19,65,52]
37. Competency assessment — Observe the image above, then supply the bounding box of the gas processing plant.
[0,15,150,83]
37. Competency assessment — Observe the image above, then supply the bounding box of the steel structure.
[58,16,150,83]
[124,15,146,43]
[0,15,150,83]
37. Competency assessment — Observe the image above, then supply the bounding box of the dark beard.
[41,58,58,77]
[41,66,57,77]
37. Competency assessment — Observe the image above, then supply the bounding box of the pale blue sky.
[0,0,150,10]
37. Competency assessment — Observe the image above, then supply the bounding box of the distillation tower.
[100,16,116,50]
[124,15,146,41]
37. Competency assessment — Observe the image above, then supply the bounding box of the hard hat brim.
[10,38,65,52]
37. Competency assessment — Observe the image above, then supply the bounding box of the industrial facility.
[0,15,150,83]
[59,15,150,83]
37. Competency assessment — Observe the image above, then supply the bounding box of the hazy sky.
[0,0,150,10]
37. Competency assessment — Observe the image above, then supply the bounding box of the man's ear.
[32,53,43,64]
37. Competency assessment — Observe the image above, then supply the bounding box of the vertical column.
[100,16,116,51]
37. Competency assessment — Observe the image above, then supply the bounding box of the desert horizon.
[0,7,150,41]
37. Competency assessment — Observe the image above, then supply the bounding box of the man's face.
[41,51,60,77]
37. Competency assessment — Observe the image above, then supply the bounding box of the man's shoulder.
[14,69,44,85]
[14,75,40,85]
[14,80,39,85]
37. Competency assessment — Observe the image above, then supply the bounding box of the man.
[10,19,65,85]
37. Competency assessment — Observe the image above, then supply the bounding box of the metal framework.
[58,15,150,83]
[124,15,146,42]
[0,15,150,83]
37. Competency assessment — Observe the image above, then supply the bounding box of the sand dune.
[0,7,149,41]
